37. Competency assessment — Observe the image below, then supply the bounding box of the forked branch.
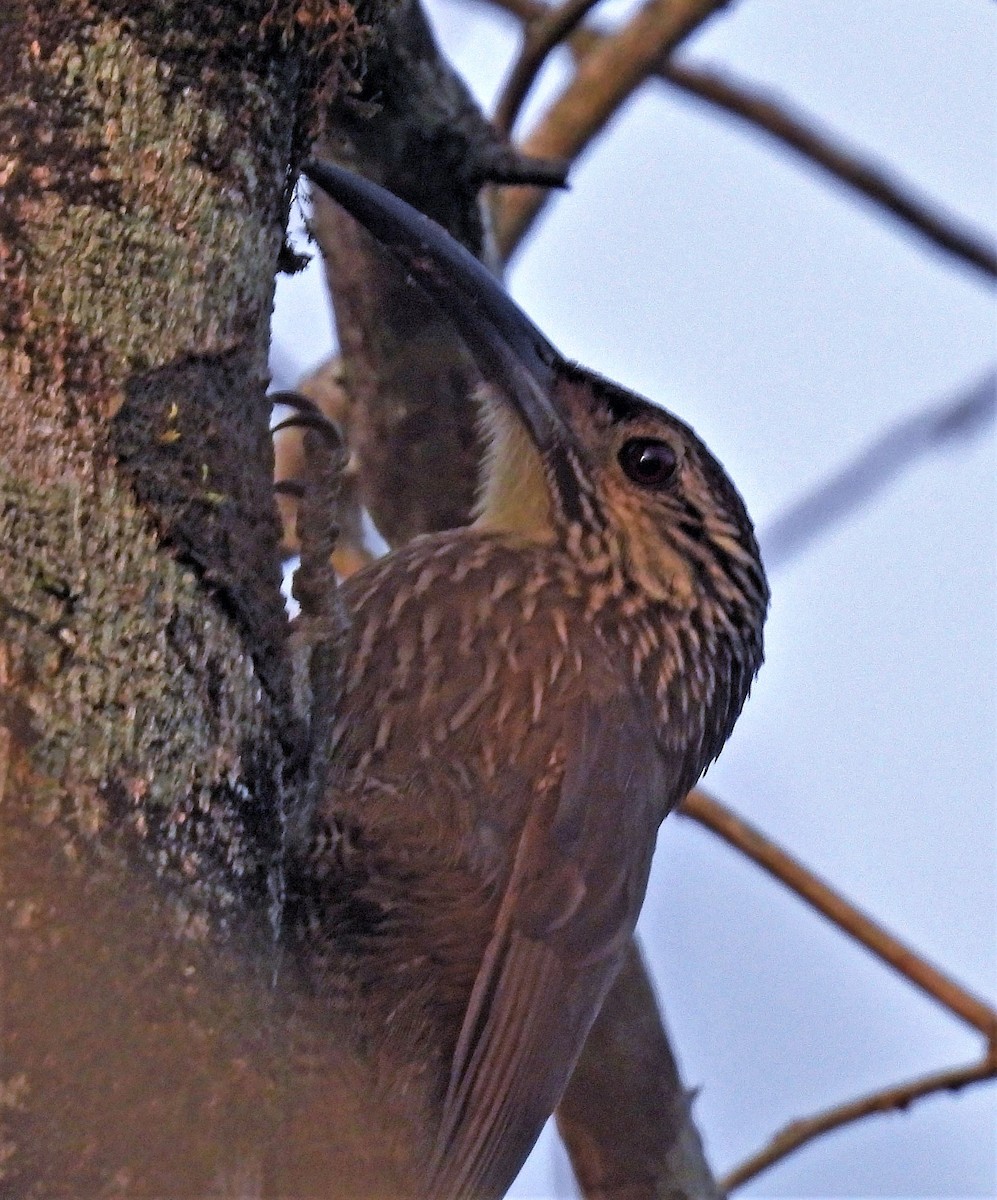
[483,0,997,282]
[718,1053,997,1191]
[678,789,997,1187]
[492,0,732,257]
[493,0,605,136]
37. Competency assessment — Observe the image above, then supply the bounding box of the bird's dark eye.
[618,438,679,488]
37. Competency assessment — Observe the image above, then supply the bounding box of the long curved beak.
[302,159,568,455]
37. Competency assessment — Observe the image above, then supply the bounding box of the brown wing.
[426,693,669,1200]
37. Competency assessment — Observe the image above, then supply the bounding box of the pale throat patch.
[473,395,556,543]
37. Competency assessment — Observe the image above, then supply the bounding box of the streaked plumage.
[285,162,768,1199]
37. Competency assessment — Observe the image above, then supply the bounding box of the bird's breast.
[329,534,606,826]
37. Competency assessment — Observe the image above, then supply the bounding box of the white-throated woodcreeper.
[283,161,769,1200]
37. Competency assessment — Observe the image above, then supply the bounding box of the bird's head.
[303,161,768,725]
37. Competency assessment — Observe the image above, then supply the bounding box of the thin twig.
[493,0,606,136]
[662,61,997,283]
[482,0,997,282]
[678,790,997,1040]
[493,0,733,259]
[760,371,996,570]
[718,1053,997,1192]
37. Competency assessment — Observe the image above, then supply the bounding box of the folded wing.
[427,693,670,1199]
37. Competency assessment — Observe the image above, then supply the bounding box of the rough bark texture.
[0,2,365,1192]
[0,0,321,897]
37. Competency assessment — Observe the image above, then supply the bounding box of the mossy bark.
[0,2,367,1191]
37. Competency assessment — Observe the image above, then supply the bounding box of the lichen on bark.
[0,0,365,882]
[0,472,283,911]
[0,2,364,1189]
[30,18,281,381]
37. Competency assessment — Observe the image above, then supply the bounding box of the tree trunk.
[0,3,380,1193]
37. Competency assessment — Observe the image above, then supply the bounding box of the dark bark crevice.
[112,350,293,716]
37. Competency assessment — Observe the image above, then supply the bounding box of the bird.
[282,160,769,1200]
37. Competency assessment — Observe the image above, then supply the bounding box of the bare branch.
[678,791,997,1041]
[482,0,997,282]
[760,372,996,570]
[662,62,997,283]
[493,0,733,258]
[719,1053,997,1192]
[680,790,997,1187]
[558,940,723,1200]
[494,0,606,137]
